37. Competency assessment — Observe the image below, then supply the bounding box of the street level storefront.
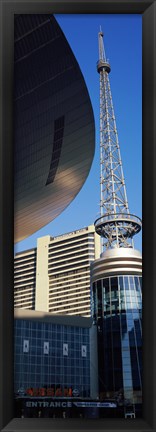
[15,397,119,418]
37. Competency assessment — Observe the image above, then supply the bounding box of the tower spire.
[95,30,141,250]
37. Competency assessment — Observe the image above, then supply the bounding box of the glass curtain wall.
[92,275,142,407]
[14,320,90,398]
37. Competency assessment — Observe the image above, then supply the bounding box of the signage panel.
[24,400,117,409]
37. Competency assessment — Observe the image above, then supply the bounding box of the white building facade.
[14,225,101,317]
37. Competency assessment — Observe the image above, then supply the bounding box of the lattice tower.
[95,30,141,250]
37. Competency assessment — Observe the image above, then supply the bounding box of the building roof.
[14,15,95,243]
[14,308,93,328]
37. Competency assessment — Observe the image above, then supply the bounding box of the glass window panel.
[123,366,132,373]
[103,278,109,294]
[121,319,127,333]
[30,355,36,364]
[136,334,142,346]
[31,329,37,336]
[133,314,139,321]
[24,321,29,329]
[129,333,135,346]
[127,318,133,326]
[122,349,131,357]
[134,276,140,291]
[113,350,122,367]
[131,301,138,309]
[31,322,36,330]
[130,348,138,365]
[139,277,142,289]
[124,379,132,386]
[97,280,102,289]
[119,277,124,290]
[122,359,131,367]
[134,320,140,329]
[111,301,119,309]
[123,370,132,378]
[23,329,31,338]
[37,330,41,338]
[130,292,136,298]
[138,300,142,306]
[29,373,35,382]
[124,277,129,290]
[127,311,133,318]
[126,308,133,314]
[43,356,49,365]
[122,340,129,348]
[131,299,137,307]
[129,278,135,288]
[111,277,118,288]
[112,316,120,330]
[126,305,132,312]
[105,291,111,301]
[36,365,41,373]
[110,278,118,302]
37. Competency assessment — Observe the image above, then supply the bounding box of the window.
[43,341,49,354]
[81,345,87,357]
[63,343,68,356]
[23,340,29,353]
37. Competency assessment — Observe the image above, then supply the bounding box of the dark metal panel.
[14,14,95,242]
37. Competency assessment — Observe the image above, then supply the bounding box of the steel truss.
[96,31,141,250]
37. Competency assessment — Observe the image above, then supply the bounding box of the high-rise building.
[14,248,37,310]
[14,225,101,317]
[91,30,142,418]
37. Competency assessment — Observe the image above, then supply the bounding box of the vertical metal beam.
[96,31,142,250]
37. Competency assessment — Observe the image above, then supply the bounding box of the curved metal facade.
[91,248,142,282]
[14,15,95,242]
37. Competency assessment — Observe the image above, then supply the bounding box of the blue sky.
[15,14,142,254]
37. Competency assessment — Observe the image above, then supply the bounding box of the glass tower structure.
[91,248,142,416]
[92,273,142,403]
[91,30,142,418]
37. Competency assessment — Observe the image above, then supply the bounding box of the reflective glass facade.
[92,275,142,406]
[14,319,90,398]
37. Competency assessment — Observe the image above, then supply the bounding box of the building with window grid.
[14,225,101,316]
[14,248,37,310]
[14,309,98,402]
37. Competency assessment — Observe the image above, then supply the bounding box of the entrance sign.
[25,400,117,409]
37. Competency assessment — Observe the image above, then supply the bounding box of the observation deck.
[94,213,142,248]
[97,59,111,74]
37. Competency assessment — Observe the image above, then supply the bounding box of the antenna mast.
[95,30,141,250]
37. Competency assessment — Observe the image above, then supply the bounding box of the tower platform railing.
[94,213,142,244]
